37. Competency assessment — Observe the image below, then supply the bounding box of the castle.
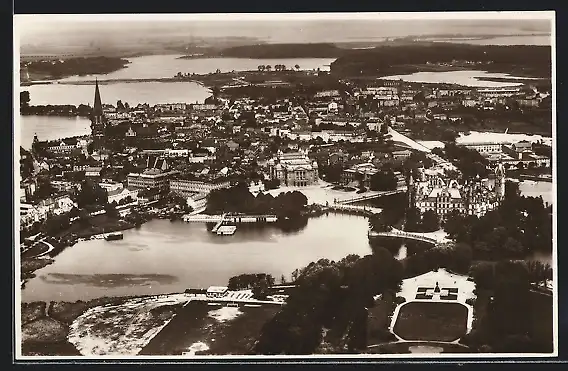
[413,163,505,219]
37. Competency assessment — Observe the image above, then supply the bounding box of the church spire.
[93,78,103,116]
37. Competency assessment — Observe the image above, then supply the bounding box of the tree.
[502,237,524,257]
[116,100,125,110]
[265,65,272,72]
[20,91,31,109]
[421,210,440,232]
[295,64,300,71]
[369,170,397,191]
[452,242,473,274]
[211,86,221,104]
[104,202,120,219]
[76,180,108,208]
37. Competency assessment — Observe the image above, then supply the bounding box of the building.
[341,162,379,188]
[459,142,504,154]
[127,169,179,192]
[206,286,228,298]
[169,178,231,198]
[90,79,108,153]
[100,181,139,204]
[186,192,208,211]
[414,170,501,219]
[268,151,319,187]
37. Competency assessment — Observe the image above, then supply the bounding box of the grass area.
[20,258,54,285]
[367,341,472,354]
[64,214,134,239]
[21,318,69,343]
[393,302,468,342]
[21,302,47,325]
[140,301,281,355]
[367,292,398,345]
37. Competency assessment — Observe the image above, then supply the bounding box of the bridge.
[368,230,440,245]
[211,213,227,233]
[326,203,382,216]
[183,214,278,223]
[336,189,406,205]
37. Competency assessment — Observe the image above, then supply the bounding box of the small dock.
[216,225,237,236]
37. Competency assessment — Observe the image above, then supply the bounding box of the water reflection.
[40,273,179,287]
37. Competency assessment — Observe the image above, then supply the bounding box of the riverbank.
[21,294,149,356]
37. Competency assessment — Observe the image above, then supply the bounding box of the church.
[90,78,109,159]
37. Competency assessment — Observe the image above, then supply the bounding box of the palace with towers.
[412,162,506,220]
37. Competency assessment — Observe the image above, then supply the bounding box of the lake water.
[381,70,536,87]
[21,55,336,107]
[19,115,92,149]
[518,180,553,206]
[58,54,336,82]
[22,214,372,302]
[423,35,551,46]
[24,81,212,107]
[457,131,553,147]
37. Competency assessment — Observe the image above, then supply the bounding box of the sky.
[14,13,553,54]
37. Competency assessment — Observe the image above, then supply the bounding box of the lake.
[19,115,92,149]
[22,214,372,302]
[457,131,553,147]
[21,55,336,107]
[24,81,211,107]
[58,54,336,82]
[381,70,536,87]
[518,180,553,206]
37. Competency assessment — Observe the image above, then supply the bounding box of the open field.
[140,301,281,355]
[393,302,469,342]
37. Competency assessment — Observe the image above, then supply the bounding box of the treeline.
[444,181,552,259]
[24,56,129,78]
[227,273,275,299]
[254,248,403,354]
[206,183,308,217]
[330,44,551,77]
[219,43,344,59]
[435,142,490,179]
[462,260,553,352]
[21,104,93,117]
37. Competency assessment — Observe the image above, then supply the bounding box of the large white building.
[268,151,319,187]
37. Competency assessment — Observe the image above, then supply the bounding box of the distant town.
[18,27,554,358]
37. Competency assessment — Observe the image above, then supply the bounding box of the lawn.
[393,302,469,342]
[140,301,281,355]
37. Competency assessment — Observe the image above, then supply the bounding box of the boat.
[104,232,124,241]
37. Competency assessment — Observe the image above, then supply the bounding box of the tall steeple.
[93,78,103,118]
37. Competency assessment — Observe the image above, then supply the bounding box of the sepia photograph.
[13,11,556,360]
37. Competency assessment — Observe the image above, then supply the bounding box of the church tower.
[90,78,106,153]
[407,172,415,210]
[494,162,506,201]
